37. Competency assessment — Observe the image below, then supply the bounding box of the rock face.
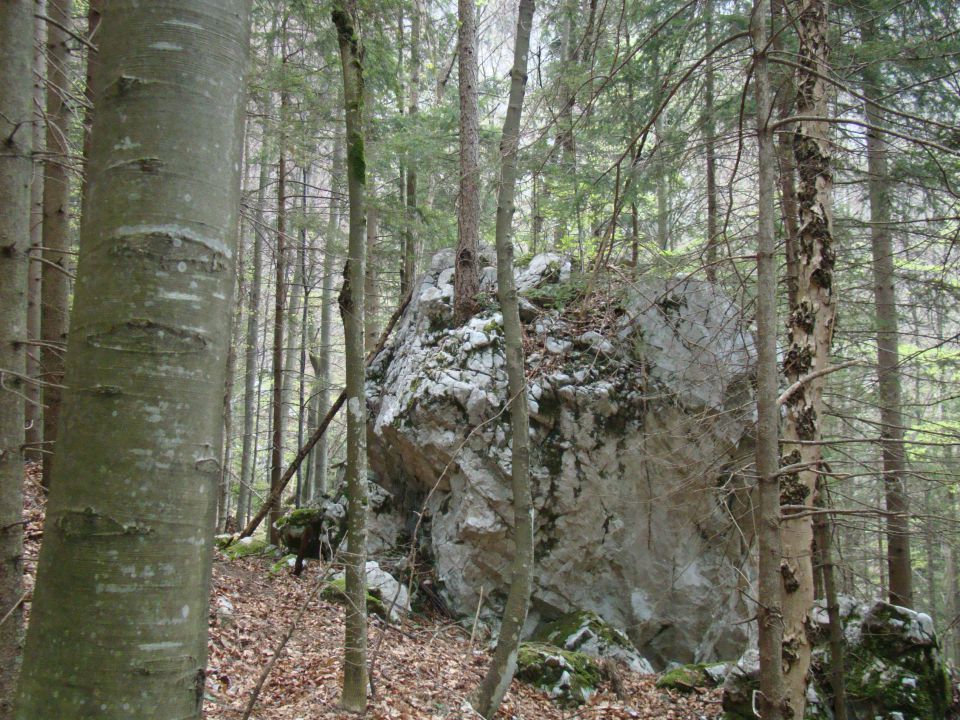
[366,250,758,668]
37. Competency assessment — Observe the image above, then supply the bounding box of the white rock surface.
[366,249,757,667]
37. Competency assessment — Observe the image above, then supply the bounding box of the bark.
[40,0,75,490]
[0,1,35,711]
[780,0,837,714]
[470,0,536,715]
[281,169,303,507]
[80,0,103,211]
[751,1,786,716]
[15,2,250,716]
[297,167,311,504]
[401,0,422,298]
[25,3,46,463]
[219,250,244,530]
[333,2,369,710]
[237,139,269,528]
[860,16,912,607]
[454,0,481,323]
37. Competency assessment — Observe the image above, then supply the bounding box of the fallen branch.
[237,291,412,540]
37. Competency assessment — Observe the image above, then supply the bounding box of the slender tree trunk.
[40,0,75,490]
[751,1,786,716]
[313,139,343,499]
[815,487,848,720]
[282,168,303,507]
[772,0,800,309]
[779,0,837,714]
[219,250,244,530]
[333,2,369,710]
[237,146,268,528]
[15,3,250,715]
[297,166,311,504]
[401,0,422,298]
[25,3,46,463]
[268,46,290,543]
[365,201,379,352]
[80,0,102,212]
[703,0,719,281]
[0,2,35,711]
[454,0,481,323]
[471,0,536,715]
[860,16,912,607]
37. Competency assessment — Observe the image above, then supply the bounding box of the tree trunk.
[454,0,481,323]
[297,166,311,504]
[25,3,46,463]
[365,201,379,352]
[703,0,719,281]
[40,0,75,490]
[860,15,912,607]
[751,0,786,716]
[268,55,290,544]
[0,1,35,711]
[80,0,103,212]
[815,487,848,720]
[237,140,269,528]
[15,2,250,715]
[470,0,536,715]
[780,0,837,714]
[401,0,422,298]
[219,245,244,530]
[281,167,303,507]
[333,2,369,711]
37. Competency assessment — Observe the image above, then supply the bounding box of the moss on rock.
[320,577,388,619]
[222,537,273,560]
[533,610,653,673]
[656,663,724,693]
[515,642,605,706]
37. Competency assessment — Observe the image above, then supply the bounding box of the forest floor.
[21,466,723,719]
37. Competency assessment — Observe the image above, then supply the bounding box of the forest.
[1,0,960,718]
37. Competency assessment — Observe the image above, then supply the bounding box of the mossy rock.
[515,642,605,706]
[657,663,717,693]
[222,537,273,560]
[275,507,324,529]
[534,610,653,673]
[320,577,388,619]
[270,554,298,574]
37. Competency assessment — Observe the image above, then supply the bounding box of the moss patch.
[321,577,388,619]
[515,642,604,706]
[656,664,714,693]
[222,537,273,560]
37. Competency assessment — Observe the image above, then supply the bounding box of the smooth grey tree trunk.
[0,1,35,712]
[751,1,786,716]
[454,0,481,323]
[15,2,251,716]
[333,2,369,710]
[40,0,75,490]
[470,0,536,715]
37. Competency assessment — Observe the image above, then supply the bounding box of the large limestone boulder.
[366,250,757,668]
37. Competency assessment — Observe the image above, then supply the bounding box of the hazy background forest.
[1,0,960,717]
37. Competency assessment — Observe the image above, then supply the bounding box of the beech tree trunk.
[779,0,837,715]
[40,0,75,489]
[333,2,369,710]
[0,1,35,711]
[454,0,481,323]
[15,2,250,716]
[751,0,786,716]
[471,0,536,715]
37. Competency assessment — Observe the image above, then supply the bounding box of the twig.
[0,592,30,628]
[777,360,861,406]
